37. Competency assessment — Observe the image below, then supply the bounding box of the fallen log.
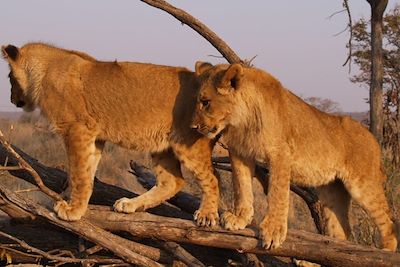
[0,144,216,266]
[0,144,192,221]
[84,206,400,267]
[133,158,325,235]
[0,184,164,267]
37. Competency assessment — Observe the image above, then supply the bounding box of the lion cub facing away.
[191,62,398,251]
[1,43,221,225]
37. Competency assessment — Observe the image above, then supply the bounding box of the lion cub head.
[2,44,36,112]
[191,62,244,139]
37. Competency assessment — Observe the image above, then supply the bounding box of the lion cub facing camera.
[192,62,397,251]
[1,43,220,226]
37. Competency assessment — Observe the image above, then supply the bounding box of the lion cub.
[191,62,398,251]
[1,43,220,226]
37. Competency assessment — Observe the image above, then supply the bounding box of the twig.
[0,129,62,202]
[0,244,41,261]
[207,54,225,59]
[0,166,23,171]
[342,0,353,72]
[14,188,40,194]
[0,230,124,265]
[85,245,103,255]
[326,9,347,20]
[243,55,258,67]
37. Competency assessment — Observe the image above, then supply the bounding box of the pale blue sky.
[0,0,398,112]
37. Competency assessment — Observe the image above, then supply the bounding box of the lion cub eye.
[200,99,210,109]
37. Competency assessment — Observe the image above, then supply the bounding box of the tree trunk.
[367,0,388,145]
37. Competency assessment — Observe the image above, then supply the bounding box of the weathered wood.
[139,0,243,64]
[0,144,192,220]
[0,230,124,266]
[160,242,205,267]
[85,207,400,267]
[0,130,62,202]
[2,143,399,267]
[0,185,164,267]
[134,159,325,235]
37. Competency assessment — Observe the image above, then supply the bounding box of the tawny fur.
[1,43,220,226]
[192,62,398,251]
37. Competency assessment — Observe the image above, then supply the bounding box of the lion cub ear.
[217,63,243,95]
[195,61,213,76]
[1,45,20,61]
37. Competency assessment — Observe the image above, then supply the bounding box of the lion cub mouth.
[196,125,219,139]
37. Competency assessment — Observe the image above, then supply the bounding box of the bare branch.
[326,9,347,20]
[0,166,23,171]
[0,129,62,202]
[0,185,164,267]
[0,230,124,265]
[139,0,243,64]
[160,242,205,267]
[342,0,353,72]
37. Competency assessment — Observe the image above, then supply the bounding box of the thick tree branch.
[139,0,243,64]
[85,207,400,267]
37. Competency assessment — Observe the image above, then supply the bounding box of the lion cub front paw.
[259,219,287,250]
[221,211,251,230]
[113,197,145,213]
[194,208,219,228]
[54,200,85,221]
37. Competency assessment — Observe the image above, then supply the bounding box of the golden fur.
[1,43,221,226]
[192,62,398,251]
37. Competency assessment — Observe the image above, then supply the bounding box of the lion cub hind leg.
[316,180,352,240]
[172,138,219,228]
[344,172,397,251]
[54,125,103,221]
[221,151,254,231]
[259,152,291,250]
[114,150,185,213]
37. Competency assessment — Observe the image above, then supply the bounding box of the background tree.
[365,0,389,145]
[304,97,342,113]
[350,4,399,166]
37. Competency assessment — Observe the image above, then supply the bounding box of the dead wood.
[0,230,124,266]
[0,185,166,267]
[84,207,400,267]
[0,144,192,221]
[0,130,62,202]
[2,141,399,266]
[139,0,243,64]
[134,158,325,235]
[160,242,205,267]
